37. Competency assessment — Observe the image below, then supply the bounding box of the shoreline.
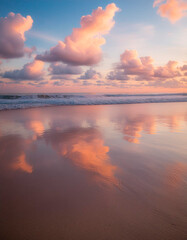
[1,99,187,112]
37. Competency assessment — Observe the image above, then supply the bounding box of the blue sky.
[0,0,187,93]
[1,0,186,64]
[1,1,158,49]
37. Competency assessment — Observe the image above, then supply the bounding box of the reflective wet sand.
[0,103,187,240]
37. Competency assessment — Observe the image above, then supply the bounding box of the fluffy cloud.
[154,61,181,78]
[107,50,154,81]
[153,0,187,23]
[181,65,187,71]
[79,68,102,79]
[53,81,65,86]
[148,79,186,88]
[2,60,45,81]
[107,49,187,84]
[36,3,119,65]
[118,50,154,77]
[153,0,165,7]
[107,70,129,81]
[0,12,34,59]
[48,63,82,75]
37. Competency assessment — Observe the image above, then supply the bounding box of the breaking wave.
[0,93,187,110]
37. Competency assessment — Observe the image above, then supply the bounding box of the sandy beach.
[0,102,187,240]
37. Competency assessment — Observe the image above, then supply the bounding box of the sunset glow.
[0,0,186,93]
[0,2,187,238]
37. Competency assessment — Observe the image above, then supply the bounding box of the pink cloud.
[36,3,119,65]
[107,50,154,80]
[153,0,165,8]
[0,12,34,59]
[48,63,83,75]
[2,60,45,81]
[79,68,102,80]
[181,65,187,71]
[107,49,187,84]
[107,70,130,81]
[148,79,186,88]
[154,61,181,78]
[119,50,154,77]
[153,0,187,23]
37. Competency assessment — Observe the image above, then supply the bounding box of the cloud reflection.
[41,127,117,184]
[11,153,33,173]
[121,116,156,144]
[28,120,45,139]
[112,106,187,144]
[0,135,33,174]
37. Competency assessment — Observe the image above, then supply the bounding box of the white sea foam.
[0,93,187,110]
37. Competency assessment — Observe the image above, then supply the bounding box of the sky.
[0,0,187,93]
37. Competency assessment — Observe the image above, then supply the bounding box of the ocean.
[0,93,187,110]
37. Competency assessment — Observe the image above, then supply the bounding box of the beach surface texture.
[0,102,187,240]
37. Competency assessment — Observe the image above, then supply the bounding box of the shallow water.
[0,103,187,240]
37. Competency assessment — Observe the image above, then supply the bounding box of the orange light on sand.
[165,162,187,188]
[64,138,115,179]
[60,134,117,183]
[29,120,45,136]
[122,116,156,144]
[45,128,117,184]
[161,115,183,132]
[12,153,33,173]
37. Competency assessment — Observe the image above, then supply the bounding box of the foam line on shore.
[0,93,187,110]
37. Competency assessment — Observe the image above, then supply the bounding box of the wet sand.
[0,103,187,240]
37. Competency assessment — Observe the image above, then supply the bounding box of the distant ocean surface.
[0,93,187,110]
